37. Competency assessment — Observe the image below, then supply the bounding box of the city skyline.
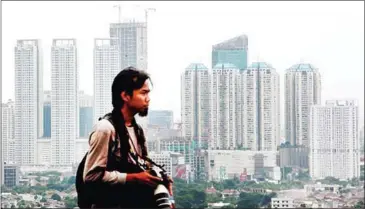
[2,1,364,125]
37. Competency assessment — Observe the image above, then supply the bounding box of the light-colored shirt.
[83,119,144,185]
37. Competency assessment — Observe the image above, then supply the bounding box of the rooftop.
[185,63,208,70]
[248,62,273,69]
[213,34,248,50]
[288,63,317,71]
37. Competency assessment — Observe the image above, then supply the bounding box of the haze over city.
[2,1,364,124]
[2,1,365,208]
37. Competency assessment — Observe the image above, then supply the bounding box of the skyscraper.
[14,39,43,165]
[211,63,240,149]
[93,38,120,121]
[43,91,51,138]
[148,110,174,129]
[241,62,280,151]
[79,91,93,138]
[109,21,147,70]
[212,34,248,70]
[309,100,360,180]
[51,39,78,165]
[2,100,15,164]
[285,63,321,147]
[181,63,210,149]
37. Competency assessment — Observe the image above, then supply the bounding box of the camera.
[138,156,174,209]
[149,166,172,209]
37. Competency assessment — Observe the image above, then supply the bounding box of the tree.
[236,192,274,209]
[48,176,60,185]
[40,197,47,203]
[64,196,77,208]
[67,176,76,184]
[354,201,364,208]
[206,193,222,203]
[51,193,61,201]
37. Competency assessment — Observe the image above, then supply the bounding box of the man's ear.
[121,91,130,102]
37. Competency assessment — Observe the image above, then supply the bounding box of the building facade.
[212,34,248,70]
[241,62,280,151]
[51,39,78,166]
[93,38,120,122]
[2,100,15,164]
[285,63,321,147]
[204,150,278,181]
[309,100,360,180]
[14,39,43,165]
[181,63,211,149]
[211,63,240,149]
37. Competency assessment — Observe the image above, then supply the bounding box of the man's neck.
[121,107,134,127]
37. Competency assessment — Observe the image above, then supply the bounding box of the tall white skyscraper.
[211,63,240,150]
[94,38,120,121]
[181,63,210,149]
[309,100,360,180]
[109,21,147,70]
[51,39,78,166]
[14,40,43,165]
[285,63,321,146]
[2,100,15,164]
[241,62,280,151]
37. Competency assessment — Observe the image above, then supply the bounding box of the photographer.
[81,67,173,208]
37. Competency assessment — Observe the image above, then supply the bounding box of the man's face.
[125,80,151,117]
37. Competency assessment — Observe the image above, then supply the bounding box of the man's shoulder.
[93,119,116,134]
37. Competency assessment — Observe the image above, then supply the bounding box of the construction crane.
[144,7,156,25]
[113,4,121,23]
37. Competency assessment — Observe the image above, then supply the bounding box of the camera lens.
[154,184,171,209]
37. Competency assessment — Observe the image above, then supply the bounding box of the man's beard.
[138,108,149,117]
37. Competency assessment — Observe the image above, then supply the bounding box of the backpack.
[75,114,115,209]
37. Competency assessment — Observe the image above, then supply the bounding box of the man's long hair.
[111,66,151,159]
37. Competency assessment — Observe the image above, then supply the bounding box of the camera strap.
[128,137,148,170]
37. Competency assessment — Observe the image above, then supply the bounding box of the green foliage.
[296,170,311,182]
[13,185,32,194]
[236,192,276,208]
[64,196,78,208]
[40,196,47,202]
[317,176,349,187]
[173,179,207,208]
[206,193,222,203]
[51,193,61,201]
[354,201,364,208]
[48,176,61,185]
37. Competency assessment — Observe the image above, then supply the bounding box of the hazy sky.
[2,1,364,124]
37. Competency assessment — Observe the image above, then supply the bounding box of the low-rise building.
[304,183,342,195]
[271,198,294,208]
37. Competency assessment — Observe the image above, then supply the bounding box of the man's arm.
[83,120,126,185]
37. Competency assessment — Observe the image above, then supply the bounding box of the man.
[83,67,173,208]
